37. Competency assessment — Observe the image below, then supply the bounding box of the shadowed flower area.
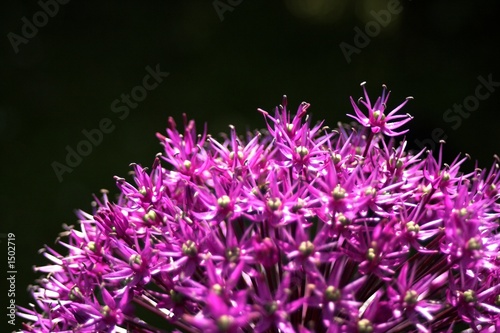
[18,84,500,332]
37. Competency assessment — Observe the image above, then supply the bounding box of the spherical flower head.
[347,81,414,136]
[17,83,500,333]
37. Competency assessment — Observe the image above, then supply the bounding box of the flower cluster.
[19,84,500,333]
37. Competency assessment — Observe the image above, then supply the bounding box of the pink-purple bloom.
[347,81,413,137]
[18,84,500,332]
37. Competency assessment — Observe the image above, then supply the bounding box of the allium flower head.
[18,83,500,333]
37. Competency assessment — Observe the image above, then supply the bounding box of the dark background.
[1,0,499,331]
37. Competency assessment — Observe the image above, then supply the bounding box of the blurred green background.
[1,0,499,331]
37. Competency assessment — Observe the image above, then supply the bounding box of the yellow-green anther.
[459,208,468,217]
[170,289,184,303]
[184,215,193,224]
[139,186,147,196]
[183,160,192,170]
[182,240,198,257]
[365,187,376,197]
[466,238,481,250]
[337,213,350,226]
[495,294,500,306]
[366,248,376,261]
[332,185,347,200]
[101,305,111,316]
[404,290,418,305]
[225,247,240,262]
[325,285,341,302]
[121,276,133,287]
[295,146,309,158]
[286,123,294,132]
[358,319,373,333]
[143,210,157,222]
[265,301,278,314]
[463,289,476,303]
[372,110,385,121]
[406,221,420,233]
[299,240,315,257]
[292,198,306,212]
[420,184,432,195]
[229,151,243,160]
[333,153,342,164]
[217,315,234,331]
[260,183,269,194]
[69,286,83,301]
[217,195,231,209]
[442,171,450,182]
[129,254,142,267]
[87,241,96,252]
[396,159,404,169]
[267,198,282,211]
[212,283,223,295]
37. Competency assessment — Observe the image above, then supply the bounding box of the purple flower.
[18,84,500,333]
[386,263,442,331]
[347,82,413,137]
